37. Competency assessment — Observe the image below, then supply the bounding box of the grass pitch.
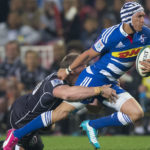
[42,136,150,150]
[1,135,150,150]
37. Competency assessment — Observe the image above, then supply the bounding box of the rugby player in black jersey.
[3,52,117,150]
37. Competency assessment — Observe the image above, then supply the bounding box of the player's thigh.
[103,92,144,121]
[120,98,144,121]
[103,91,133,111]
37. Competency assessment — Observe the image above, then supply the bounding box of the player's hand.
[140,59,150,73]
[101,85,118,103]
[57,68,68,80]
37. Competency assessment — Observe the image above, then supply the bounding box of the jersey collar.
[119,23,128,37]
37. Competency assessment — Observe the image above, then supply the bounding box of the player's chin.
[136,27,142,32]
[139,25,144,31]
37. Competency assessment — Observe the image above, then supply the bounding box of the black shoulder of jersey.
[45,72,58,81]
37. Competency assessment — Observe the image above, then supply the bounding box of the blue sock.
[14,111,52,139]
[89,112,132,130]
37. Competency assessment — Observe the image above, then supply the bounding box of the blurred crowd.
[0,0,150,136]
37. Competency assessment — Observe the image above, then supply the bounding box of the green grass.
[41,136,150,150]
[1,135,150,150]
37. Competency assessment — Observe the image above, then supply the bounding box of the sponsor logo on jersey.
[112,47,143,58]
[51,79,64,87]
[139,34,147,43]
[94,39,104,52]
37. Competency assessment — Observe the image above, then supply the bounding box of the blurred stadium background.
[0,0,150,142]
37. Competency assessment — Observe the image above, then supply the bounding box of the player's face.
[132,11,145,32]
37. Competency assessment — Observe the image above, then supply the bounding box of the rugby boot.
[80,120,100,149]
[3,129,19,150]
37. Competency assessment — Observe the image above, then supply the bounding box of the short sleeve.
[92,29,109,54]
[92,38,106,53]
[50,78,64,88]
[45,76,65,94]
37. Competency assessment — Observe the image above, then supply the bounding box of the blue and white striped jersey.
[90,23,150,82]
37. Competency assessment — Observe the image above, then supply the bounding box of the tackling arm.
[53,84,117,102]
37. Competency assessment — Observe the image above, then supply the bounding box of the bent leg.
[120,98,144,122]
[52,102,76,123]
[52,101,85,123]
[12,101,84,140]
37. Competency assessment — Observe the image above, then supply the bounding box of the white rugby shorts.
[64,92,133,111]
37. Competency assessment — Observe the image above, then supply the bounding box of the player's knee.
[130,109,144,122]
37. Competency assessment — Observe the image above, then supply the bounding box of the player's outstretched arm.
[57,48,100,80]
[53,84,117,102]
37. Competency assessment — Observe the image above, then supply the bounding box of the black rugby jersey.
[10,72,65,128]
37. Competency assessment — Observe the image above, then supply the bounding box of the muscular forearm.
[62,86,99,101]
[70,48,99,71]
[70,51,90,70]
[53,84,116,101]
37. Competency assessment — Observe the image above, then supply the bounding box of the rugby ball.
[136,45,150,77]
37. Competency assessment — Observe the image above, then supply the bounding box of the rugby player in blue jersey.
[2,53,116,150]
[3,1,150,150]
[57,1,150,149]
